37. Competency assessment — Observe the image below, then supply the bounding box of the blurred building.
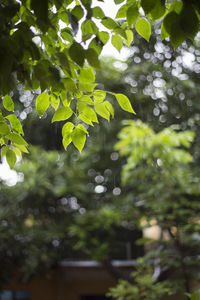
[1,260,135,300]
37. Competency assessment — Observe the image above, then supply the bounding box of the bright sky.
[0,157,23,186]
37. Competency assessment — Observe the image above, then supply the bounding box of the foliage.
[107,262,170,300]
[108,120,200,299]
[1,0,200,166]
[0,142,143,281]
[190,289,200,300]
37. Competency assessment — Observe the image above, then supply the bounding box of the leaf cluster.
[1,0,200,166]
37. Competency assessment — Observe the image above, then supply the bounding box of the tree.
[1,0,200,166]
[109,120,200,299]
[93,30,200,299]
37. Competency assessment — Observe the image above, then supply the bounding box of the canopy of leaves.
[1,0,200,166]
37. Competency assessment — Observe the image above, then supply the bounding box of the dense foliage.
[1,0,200,167]
[110,120,200,298]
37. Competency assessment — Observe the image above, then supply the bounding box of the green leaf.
[104,101,114,118]
[31,0,49,31]
[62,122,74,149]
[63,78,77,92]
[0,115,6,123]
[0,122,10,135]
[114,0,125,4]
[62,134,72,149]
[81,19,98,42]
[36,92,50,116]
[81,106,98,123]
[78,100,87,113]
[1,145,9,158]
[161,22,169,40]
[77,123,88,134]
[3,95,14,111]
[92,6,105,19]
[52,106,73,122]
[79,95,93,105]
[79,114,94,126]
[69,42,85,67]
[62,122,74,137]
[79,68,95,83]
[180,4,199,40]
[13,147,22,158]
[79,82,97,93]
[98,31,109,44]
[149,0,166,20]
[163,11,178,35]
[59,11,69,24]
[101,17,119,30]
[71,5,84,20]
[72,127,86,152]
[50,94,60,110]
[60,92,71,107]
[135,18,151,41]
[95,102,110,121]
[85,48,101,69]
[61,28,73,43]
[93,90,106,103]
[127,4,139,27]
[115,94,135,114]
[111,35,123,52]
[89,38,103,56]
[116,4,128,19]
[170,20,185,49]
[6,114,24,135]
[125,29,134,46]
[6,149,16,169]
[6,132,28,146]
[112,27,127,39]
[80,0,92,8]
[16,144,29,153]
[141,0,156,14]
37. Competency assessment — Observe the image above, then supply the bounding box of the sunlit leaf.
[62,122,74,137]
[52,106,73,122]
[1,145,9,158]
[3,95,14,111]
[125,29,134,46]
[111,35,123,52]
[0,122,10,135]
[104,101,114,118]
[6,114,24,135]
[95,102,110,121]
[135,18,151,41]
[6,132,28,146]
[36,92,50,116]
[50,94,60,110]
[92,6,105,19]
[79,68,95,83]
[6,149,16,169]
[72,127,86,152]
[127,4,139,27]
[77,123,88,134]
[115,94,135,114]
[98,31,109,44]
